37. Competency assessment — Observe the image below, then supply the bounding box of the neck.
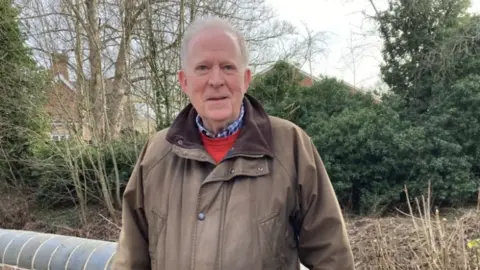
[196,102,245,138]
[202,118,237,135]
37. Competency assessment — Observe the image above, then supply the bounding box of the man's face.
[178,28,251,132]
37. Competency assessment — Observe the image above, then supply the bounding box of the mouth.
[206,96,229,101]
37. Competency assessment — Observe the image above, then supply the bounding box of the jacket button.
[230,169,235,174]
[177,139,183,145]
[197,212,206,221]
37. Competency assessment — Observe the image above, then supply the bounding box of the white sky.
[265,0,480,90]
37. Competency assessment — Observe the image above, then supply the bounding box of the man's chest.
[141,157,299,269]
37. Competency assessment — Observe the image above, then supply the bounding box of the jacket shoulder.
[268,115,311,142]
[267,115,316,164]
[149,127,170,143]
[141,128,174,165]
[269,115,300,129]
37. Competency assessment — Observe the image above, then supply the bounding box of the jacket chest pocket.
[258,212,297,269]
[148,210,167,270]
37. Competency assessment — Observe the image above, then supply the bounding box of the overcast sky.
[264,0,480,90]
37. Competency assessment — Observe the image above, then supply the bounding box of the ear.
[178,70,188,94]
[243,67,252,93]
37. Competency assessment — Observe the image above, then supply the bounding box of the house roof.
[253,61,361,90]
[252,60,382,102]
[253,62,324,82]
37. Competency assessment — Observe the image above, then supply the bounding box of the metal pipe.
[0,228,117,270]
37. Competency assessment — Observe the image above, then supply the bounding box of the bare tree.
[339,31,368,88]
[14,0,331,221]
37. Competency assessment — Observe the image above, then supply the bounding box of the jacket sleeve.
[111,141,152,270]
[295,137,355,270]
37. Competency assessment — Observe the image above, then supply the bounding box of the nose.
[208,65,225,88]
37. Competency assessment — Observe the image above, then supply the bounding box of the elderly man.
[112,16,354,270]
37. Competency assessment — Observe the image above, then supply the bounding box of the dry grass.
[1,183,479,269]
[349,184,480,270]
[0,183,121,241]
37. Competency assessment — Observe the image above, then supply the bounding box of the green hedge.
[249,61,479,215]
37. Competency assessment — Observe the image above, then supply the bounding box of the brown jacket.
[112,95,354,270]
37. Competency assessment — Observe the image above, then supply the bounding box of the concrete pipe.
[0,228,117,270]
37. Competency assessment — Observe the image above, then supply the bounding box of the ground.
[1,184,479,269]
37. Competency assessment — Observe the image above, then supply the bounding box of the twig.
[476,185,479,212]
[98,213,121,230]
[53,224,76,232]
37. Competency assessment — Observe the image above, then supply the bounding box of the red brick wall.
[44,81,79,123]
[299,76,314,87]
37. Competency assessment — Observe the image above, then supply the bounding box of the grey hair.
[180,16,249,69]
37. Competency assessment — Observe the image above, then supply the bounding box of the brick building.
[44,53,156,141]
[45,53,81,141]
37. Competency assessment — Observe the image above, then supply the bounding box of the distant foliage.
[374,0,471,115]
[250,51,479,215]
[0,0,50,186]
[31,135,148,208]
[374,1,480,210]
[249,60,306,122]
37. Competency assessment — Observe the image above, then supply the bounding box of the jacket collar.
[195,101,245,138]
[166,94,274,158]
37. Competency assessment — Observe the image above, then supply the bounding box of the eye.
[223,65,236,71]
[196,65,208,71]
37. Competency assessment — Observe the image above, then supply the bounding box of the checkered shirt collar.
[196,102,245,138]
